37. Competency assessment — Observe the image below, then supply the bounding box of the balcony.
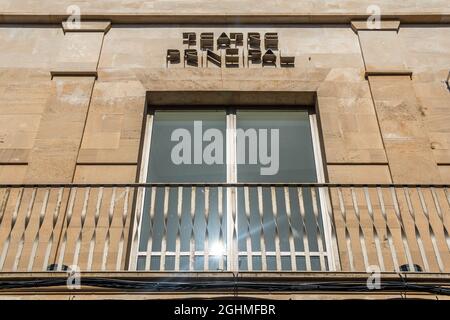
[0,183,449,298]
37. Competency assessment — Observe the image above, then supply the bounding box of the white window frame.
[130,107,337,272]
[310,113,338,271]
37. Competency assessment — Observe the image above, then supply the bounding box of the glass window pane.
[138,110,227,271]
[147,110,227,183]
[236,110,317,183]
[235,109,327,271]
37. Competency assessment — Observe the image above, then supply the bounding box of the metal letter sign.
[166,32,295,68]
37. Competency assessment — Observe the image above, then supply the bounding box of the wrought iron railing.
[0,184,449,273]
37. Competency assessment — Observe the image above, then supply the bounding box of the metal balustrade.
[0,184,449,273]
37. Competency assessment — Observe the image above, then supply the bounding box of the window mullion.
[226,108,238,271]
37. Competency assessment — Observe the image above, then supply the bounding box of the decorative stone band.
[351,20,401,33]
[61,21,111,34]
[50,70,98,79]
[364,70,413,79]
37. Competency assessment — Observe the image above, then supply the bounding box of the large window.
[134,107,333,272]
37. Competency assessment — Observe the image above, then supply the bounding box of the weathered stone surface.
[74,165,137,183]
[52,32,104,73]
[0,165,27,183]
[77,81,146,164]
[368,75,443,183]
[0,27,62,69]
[317,81,387,164]
[0,69,52,165]
[25,77,96,183]
[328,164,392,183]
[358,30,408,72]
[439,165,450,181]
[399,27,450,165]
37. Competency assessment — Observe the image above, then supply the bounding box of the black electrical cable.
[0,278,449,295]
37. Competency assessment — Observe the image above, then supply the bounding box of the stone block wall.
[0,10,449,274]
[0,22,448,184]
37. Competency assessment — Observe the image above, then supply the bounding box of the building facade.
[0,0,449,299]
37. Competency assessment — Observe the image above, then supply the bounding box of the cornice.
[0,13,449,25]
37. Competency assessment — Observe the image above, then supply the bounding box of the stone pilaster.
[353,20,442,183]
